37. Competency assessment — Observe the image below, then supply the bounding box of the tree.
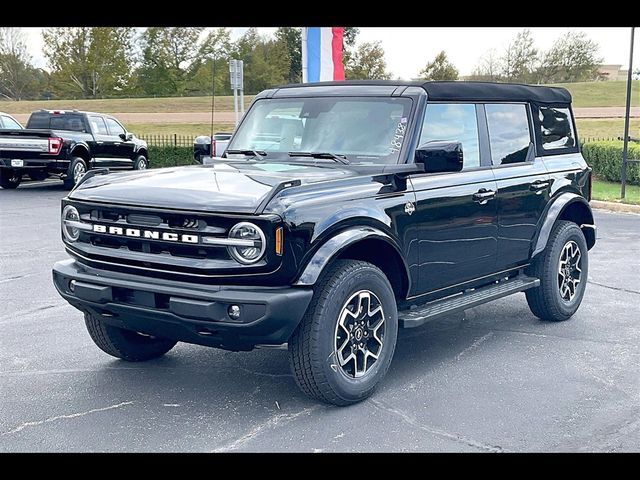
[185,28,233,96]
[419,51,459,81]
[0,27,43,100]
[232,28,289,94]
[537,31,602,83]
[136,27,204,96]
[275,27,302,84]
[42,27,134,98]
[345,41,391,80]
[501,29,538,83]
[468,49,501,81]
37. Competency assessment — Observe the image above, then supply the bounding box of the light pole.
[621,27,635,199]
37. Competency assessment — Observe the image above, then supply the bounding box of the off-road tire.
[84,313,177,361]
[526,220,588,321]
[288,259,398,406]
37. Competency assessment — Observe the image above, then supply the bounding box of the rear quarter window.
[538,106,576,151]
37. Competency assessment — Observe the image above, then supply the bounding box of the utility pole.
[621,27,635,199]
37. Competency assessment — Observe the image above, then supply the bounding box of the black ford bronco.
[0,110,148,189]
[53,81,596,405]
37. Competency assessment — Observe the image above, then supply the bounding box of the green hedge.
[148,146,195,169]
[582,141,640,186]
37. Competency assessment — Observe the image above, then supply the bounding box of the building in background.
[597,64,630,81]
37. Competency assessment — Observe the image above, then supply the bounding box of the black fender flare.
[69,141,92,161]
[531,193,595,258]
[294,226,411,290]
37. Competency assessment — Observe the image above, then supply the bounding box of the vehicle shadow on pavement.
[84,303,542,408]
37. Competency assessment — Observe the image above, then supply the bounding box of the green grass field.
[553,80,639,108]
[576,118,640,140]
[592,178,640,205]
[0,80,637,114]
[0,95,254,115]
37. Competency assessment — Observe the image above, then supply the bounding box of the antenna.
[210,53,216,140]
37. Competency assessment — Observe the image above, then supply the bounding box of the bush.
[582,141,640,186]
[148,146,195,169]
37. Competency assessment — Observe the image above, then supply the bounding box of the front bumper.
[52,259,313,351]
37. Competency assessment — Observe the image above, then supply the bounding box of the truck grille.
[65,201,279,280]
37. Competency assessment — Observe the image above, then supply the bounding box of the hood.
[69,161,359,213]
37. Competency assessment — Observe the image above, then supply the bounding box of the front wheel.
[84,313,177,361]
[288,260,398,406]
[0,170,21,189]
[133,155,148,170]
[526,220,589,321]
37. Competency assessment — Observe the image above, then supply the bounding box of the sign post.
[229,59,244,126]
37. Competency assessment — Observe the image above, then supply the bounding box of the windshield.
[227,96,413,164]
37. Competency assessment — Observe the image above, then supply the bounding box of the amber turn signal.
[275,227,283,256]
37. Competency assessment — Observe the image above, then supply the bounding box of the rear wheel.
[63,157,87,189]
[288,260,398,406]
[133,155,148,170]
[0,170,21,189]
[526,220,588,321]
[84,313,177,361]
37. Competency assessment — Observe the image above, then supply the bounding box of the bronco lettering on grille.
[92,224,199,244]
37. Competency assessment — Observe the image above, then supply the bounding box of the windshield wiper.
[225,149,266,160]
[288,151,350,165]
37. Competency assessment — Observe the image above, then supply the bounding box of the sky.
[22,27,638,79]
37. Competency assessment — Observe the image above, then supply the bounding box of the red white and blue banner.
[302,27,345,83]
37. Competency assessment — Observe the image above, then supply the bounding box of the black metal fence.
[581,136,619,143]
[138,134,193,147]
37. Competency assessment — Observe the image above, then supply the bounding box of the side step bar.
[399,275,540,329]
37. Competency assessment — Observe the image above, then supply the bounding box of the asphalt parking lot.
[1,180,639,452]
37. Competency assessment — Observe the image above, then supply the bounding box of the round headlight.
[62,205,81,242]
[227,222,266,264]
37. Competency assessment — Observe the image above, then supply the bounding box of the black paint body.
[52,81,596,351]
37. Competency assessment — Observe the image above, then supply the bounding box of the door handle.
[95,141,103,145]
[473,189,496,205]
[530,180,550,193]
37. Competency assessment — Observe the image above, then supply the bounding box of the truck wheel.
[133,155,148,170]
[84,313,177,361]
[0,170,21,189]
[63,157,87,189]
[526,220,589,322]
[288,260,398,406]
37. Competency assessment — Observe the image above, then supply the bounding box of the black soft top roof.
[276,80,571,104]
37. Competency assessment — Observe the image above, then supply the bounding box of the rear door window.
[485,104,532,165]
[89,116,109,135]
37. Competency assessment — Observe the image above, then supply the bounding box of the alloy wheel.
[334,290,385,378]
[558,240,582,302]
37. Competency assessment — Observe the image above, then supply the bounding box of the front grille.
[66,201,280,280]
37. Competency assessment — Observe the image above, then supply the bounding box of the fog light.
[69,280,76,292]
[228,305,241,320]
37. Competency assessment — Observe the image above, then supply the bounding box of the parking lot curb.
[591,200,640,214]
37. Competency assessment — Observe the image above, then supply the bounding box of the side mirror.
[119,133,127,141]
[120,133,133,141]
[414,141,464,173]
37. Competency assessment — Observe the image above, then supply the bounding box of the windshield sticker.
[389,119,408,154]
